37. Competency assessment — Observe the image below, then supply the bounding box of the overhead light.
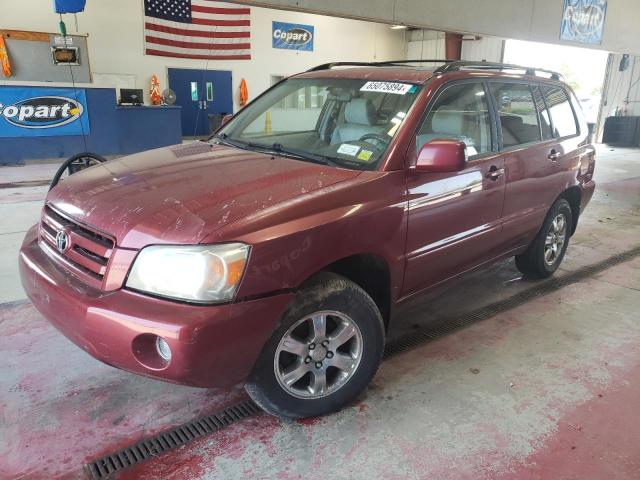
[390,25,408,30]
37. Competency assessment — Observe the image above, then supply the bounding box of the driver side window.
[416,82,492,158]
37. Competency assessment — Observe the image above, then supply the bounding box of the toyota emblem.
[55,230,70,253]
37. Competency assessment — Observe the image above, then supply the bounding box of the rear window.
[490,82,541,148]
[542,86,578,138]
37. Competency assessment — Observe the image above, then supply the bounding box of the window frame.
[411,78,499,163]
[539,83,582,140]
[531,84,555,142]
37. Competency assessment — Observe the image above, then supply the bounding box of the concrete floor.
[1,146,639,479]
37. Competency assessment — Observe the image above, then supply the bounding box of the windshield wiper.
[211,136,348,168]
[211,133,250,150]
[246,142,341,167]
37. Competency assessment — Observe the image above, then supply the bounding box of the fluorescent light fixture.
[390,25,408,30]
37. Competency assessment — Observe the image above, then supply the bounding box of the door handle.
[548,149,561,161]
[485,166,505,181]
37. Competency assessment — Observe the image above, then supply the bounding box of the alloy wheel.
[274,310,364,399]
[544,213,567,266]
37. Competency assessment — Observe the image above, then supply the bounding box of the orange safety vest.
[0,35,11,77]
[239,78,248,106]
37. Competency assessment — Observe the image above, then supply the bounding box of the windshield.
[215,77,423,170]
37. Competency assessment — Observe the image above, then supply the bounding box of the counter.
[0,82,182,164]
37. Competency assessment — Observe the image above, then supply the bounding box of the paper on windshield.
[337,143,360,156]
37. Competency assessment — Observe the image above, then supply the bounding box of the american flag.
[143,0,251,60]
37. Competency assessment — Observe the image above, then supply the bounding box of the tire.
[515,198,573,279]
[49,152,108,191]
[245,272,385,419]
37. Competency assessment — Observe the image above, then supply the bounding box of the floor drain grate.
[383,245,640,359]
[83,245,640,478]
[85,399,260,479]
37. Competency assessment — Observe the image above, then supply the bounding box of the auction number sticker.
[337,143,360,156]
[360,81,413,95]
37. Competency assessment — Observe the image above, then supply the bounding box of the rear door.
[496,81,583,251]
[489,81,559,251]
[403,80,506,297]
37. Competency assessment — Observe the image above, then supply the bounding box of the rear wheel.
[245,273,384,419]
[515,198,573,278]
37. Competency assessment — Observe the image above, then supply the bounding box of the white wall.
[461,36,504,63]
[406,30,445,60]
[404,29,503,64]
[601,54,640,118]
[1,1,405,110]
[236,0,640,55]
[595,53,640,141]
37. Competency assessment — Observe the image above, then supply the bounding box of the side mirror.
[221,114,233,126]
[414,139,466,173]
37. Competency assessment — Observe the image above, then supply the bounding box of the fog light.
[155,337,172,362]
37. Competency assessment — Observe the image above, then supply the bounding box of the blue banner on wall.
[0,87,90,138]
[272,21,314,51]
[560,0,607,45]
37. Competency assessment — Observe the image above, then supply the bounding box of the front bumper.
[19,225,292,388]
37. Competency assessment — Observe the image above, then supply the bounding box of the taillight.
[582,149,596,181]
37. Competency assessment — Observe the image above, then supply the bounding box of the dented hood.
[47,142,360,249]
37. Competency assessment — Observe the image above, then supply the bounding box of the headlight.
[126,243,250,303]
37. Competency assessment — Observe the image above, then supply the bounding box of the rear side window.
[416,82,492,157]
[542,86,578,138]
[531,86,553,140]
[490,82,541,148]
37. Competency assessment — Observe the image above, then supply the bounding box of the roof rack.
[433,61,563,80]
[307,59,455,72]
[307,59,563,81]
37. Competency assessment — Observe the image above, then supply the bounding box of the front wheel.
[515,198,573,278]
[245,273,385,419]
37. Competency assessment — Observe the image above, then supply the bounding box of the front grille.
[39,205,115,287]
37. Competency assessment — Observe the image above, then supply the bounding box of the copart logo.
[0,96,83,129]
[273,27,313,46]
[563,3,605,39]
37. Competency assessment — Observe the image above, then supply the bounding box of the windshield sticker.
[337,143,360,156]
[360,81,413,95]
[357,150,373,161]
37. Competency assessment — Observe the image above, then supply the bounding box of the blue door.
[168,68,233,137]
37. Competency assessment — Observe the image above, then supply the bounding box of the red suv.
[19,61,596,419]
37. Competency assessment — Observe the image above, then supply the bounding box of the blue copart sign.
[272,21,314,52]
[0,87,90,137]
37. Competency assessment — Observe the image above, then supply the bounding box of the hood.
[48,142,361,249]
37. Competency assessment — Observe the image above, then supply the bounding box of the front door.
[168,68,233,137]
[403,80,506,298]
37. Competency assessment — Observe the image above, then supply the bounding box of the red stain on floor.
[497,360,640,480]
[0,301,247,479]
